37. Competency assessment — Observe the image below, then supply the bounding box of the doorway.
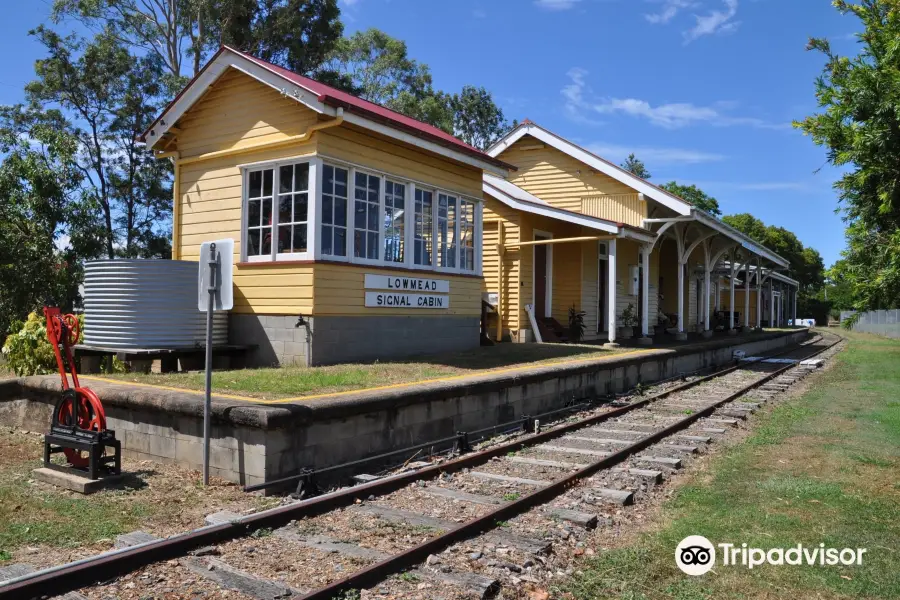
[533,231,552,318]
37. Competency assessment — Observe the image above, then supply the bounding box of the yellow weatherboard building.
[144,49,800,367]
[142,46,512,366]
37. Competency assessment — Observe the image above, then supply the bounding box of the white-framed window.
[243,162,313,262]
[321,163,349,258]
[353,170,381,261]
[245,168,274,260]
[241,154,480,274]
[276,162,309,256]
[414,188,434,267]
[384,179,405,263]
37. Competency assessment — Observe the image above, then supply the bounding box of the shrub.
[568,304,586,343]
[621,303,638,328]
[1,312,83,376]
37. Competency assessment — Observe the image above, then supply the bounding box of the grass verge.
[0,428,275,566]
[100,343,626,399]
[561,329,900,599]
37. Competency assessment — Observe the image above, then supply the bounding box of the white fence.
[840,309,900,339]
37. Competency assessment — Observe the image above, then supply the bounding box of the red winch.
[42,307,121,480]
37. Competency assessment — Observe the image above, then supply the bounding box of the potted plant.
[620,303,638,339]
[568,304,586,343]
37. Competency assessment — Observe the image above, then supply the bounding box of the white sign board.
[365,291,450,309]
[198,238,234,311]
[364,273,450,294]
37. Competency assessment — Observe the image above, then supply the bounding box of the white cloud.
[562,68,788,130]
[535,0,581,10]
[684,0,740,42]
[473,7,487,18]
[645,0,698,25]
[587,142,726,165]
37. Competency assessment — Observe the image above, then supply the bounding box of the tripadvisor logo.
[676,536,868,575]
[676,536,716,576]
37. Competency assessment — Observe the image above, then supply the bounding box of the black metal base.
[43,426,121,481]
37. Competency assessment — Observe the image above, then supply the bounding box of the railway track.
[0,331,843,600]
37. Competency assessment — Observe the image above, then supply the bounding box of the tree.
[722,213,825,294]
[322,28,431,105]
[52,0,344,89]
[795,0,900,310]
[0,106,96,335]
[323,28,509,148]
[621,153,651,179]
[26,26,172,259]
[450,86,509,151]
[660,181,721,216]
[228,0,343,78]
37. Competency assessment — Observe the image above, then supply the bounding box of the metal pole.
[203,243,217,486]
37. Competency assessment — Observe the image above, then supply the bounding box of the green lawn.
[561,329,900,599]
[101,343,627,399]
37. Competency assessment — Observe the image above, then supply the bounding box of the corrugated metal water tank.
[83,260,228,349]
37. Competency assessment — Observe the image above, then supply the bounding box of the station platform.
[0,328,810,488]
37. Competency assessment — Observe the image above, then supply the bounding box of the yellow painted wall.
[313,264,479,316]
[171,67,484,317]
[317,125,483,199]
[517,213,585,332]
[483,197,522,335]
[495,135,647,226]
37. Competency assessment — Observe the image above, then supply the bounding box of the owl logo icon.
[676,536,716,575]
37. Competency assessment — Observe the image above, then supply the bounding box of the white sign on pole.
[364,273,450,293]
[198,239,234,311]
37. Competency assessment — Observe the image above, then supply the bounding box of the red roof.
[144,46,512,172]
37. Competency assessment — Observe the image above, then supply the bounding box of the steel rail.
[298,334,842,599]
[0,332,832,600]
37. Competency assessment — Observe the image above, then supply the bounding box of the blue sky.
[0,0,857,266]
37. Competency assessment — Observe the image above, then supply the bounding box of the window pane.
[334,197,347,227]
[294,195,307,223]
[261,198,272,225]
[294,225,307,253]
[263,170,273,196]
[278,225,292,253]
[249,171,262,198]
[249,199,261,227]
[321,225,332,255]
[323,165,334,193]
[279,196,291,225]
[355,200,366,229]
[261,227,272,255]
[279,165,292,194]
[248,230,260,256]
[334,227,347,257]
[322,195,333,225]
[367,202,378,230]
[294,163,309,191]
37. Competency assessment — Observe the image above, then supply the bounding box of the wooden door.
[535,244,548,318]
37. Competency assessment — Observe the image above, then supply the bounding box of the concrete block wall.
[1,330,809,487]
[230,314,311,367]
[230,313,479,367]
